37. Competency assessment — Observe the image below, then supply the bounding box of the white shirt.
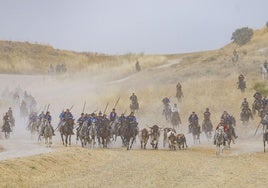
[172,106,179,113]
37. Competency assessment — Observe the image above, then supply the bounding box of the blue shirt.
[127,115,136,123]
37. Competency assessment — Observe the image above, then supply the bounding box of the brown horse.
[2,121,11,139]
[98,119,111,148]
[60,119,74,146]
[171,112,181,130]
[176,88,184,102]
[263,129,268,152]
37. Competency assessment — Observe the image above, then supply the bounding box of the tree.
[231,27,254,46]
[266,21,268,28]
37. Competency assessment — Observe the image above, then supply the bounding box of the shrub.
[253,82,268,97]
[231,27,254,46]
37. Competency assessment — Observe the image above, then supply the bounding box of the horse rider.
[40,111,55,136]
[162,97,170,106]
[238,73,245,82]
[221,111,238,139]
[162,97,171,116]
[240,98,253,120]
[130,93,138,105]
[109,108,117,122]
[172,103,179,113]
[241,98,249,111]
[118,113,126,127]
[96,111,103,134]
[76,113,85,140]
[202,108,213,131]
[214,119,228,145]
[28,112,38,130]
[58,110,65,126]
[253,92,262,101]
[221,111,231,125]
[2,112,11,132]
[203,108,211,121]
[126,112,138,131]
[176,82,184,97]
[188,112,200,133]
[38,111,45,121]
[7,107,13,119]
[63,109,74,134]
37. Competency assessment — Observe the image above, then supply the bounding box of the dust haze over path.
[0,57,265,160]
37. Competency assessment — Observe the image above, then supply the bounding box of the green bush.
[253,82,268,97]
[231,27,254,46]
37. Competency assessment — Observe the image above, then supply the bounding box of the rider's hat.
[98,111,102,115]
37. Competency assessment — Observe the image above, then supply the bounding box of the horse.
[237,80,246,93]
[88,122,98,148]
[260,65,267,80]
[202,119,213,142]
[176,88,184,102]
[263,125,268,152]
[124,123,138,150]
[240,108,253,125]
[43,121,53,147]
[162,103,172,122]
[171,112,181,130]
[60,119,74,146]
[29,120,39,138]
[215,127,224,156]
[77,121,90,147]
[98,119,111,148]
[109,121,120,142]
[2,121,11,139]
[130,101,139,113]
[191,122,201,144]
[252,100,263,117]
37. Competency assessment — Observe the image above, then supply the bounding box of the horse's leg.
[61,134,65,145]
[65,135,68,146]
[129,138,134,149]
[69,135,71,146]
[49,136,52,147]
[80,136,84,147]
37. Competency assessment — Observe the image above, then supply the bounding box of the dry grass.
[1,27,268,187]
[0,144,267,188]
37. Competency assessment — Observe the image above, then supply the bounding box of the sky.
[0,0,267,54]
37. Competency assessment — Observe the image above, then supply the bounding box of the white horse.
[215,127,224,156]
[260,65,267,80]
[43,121,53,147]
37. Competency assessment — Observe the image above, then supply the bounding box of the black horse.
[2,121,11,139]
